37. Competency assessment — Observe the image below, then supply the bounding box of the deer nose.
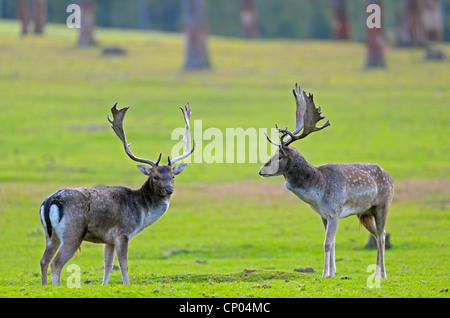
[165,187,173,195]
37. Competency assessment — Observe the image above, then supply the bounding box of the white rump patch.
[49,204,65,244]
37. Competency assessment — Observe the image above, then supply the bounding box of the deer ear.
[137,165,152,176]
[173,163,188,175]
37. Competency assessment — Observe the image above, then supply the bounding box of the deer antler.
[170,103,196,165]
[267,83,330,148]
[291,83,308,136]
[107,102,161,167]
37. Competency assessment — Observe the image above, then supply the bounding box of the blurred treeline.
[0,0,449,42]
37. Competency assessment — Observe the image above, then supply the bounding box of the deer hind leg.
[374,205,388,279]
[358,212,383,277]
[40,235,60,285]
[50,237,83,286]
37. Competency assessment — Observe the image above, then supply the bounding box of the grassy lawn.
[0,21,448,298]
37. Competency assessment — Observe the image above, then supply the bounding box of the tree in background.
[78,0,96,46]
[17,0,29,34]
[422,0,447,60]
[365,0,386,68]
[394,0,445,60]
[17,0,46,35]
[34,0,45,33]
[240,0,259,38]
[422,0,443,41]
[332,0,351,39]
[137,0,151,30]
[396,0,427,46]
[182,0,211,70]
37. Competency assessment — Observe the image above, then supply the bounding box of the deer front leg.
[115,236,130,285]
[322,217,338,278]
[321,218,336,277]
[103,244,115,285]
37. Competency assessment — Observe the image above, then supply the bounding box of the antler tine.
[296,90,330,138]
[292,83,307,135]
[107,102,159,167]
[279,129,297,145]
[278,85,330,147]
[264,130,281,147]
[272,83,307,146]
[170,103,196,165]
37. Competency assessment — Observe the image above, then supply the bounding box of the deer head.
[259,83,330,177]
[107,102,195,197]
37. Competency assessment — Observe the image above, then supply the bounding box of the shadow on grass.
[133,269,314,285]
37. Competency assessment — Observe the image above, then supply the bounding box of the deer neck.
[284,154,324,204]
[136,179,170,209]
[122,180,170,240]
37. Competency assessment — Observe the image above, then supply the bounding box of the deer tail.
[39,196,64,238]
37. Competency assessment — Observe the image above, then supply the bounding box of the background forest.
[1,0,449,41]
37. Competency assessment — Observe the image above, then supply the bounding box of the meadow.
[0,21,448,298]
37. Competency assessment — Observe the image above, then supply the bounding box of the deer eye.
[153,176,160,181]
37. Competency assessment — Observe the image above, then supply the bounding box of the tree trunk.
[422,0,443,41]
[182,0,211,70]
[17,0,30,35]
[137,0,151,30]
[396,0,427,46]
[240,0,259,38]
[422,0,446,61]
[332,0,351,39]
[365,0,385,68]
[17,0,46,35]
[33,0,46,34]
[78,0,96,46]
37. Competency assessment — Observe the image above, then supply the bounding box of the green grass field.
[0,21,448,298]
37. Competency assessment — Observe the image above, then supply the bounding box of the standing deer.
[39,103,195,285]
[259,84,394,278]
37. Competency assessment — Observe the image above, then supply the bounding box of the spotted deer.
[259,84,394,278]
[39,103,195,285]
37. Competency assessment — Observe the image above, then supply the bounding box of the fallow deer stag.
[39,102,195,285]
[259,84,394,278]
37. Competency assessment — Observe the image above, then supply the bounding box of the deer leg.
[40,236,60,285]
[115,236,130,285]
[322,217,338,278]
[322,218,336,277]
[103,243,115,285]
[374,206,388,279]
[330,236,336,277]
[50,240,83,286]
[358,213,385,277]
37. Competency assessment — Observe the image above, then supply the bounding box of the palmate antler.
[107,102,195,167]
[266,83,330,147]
